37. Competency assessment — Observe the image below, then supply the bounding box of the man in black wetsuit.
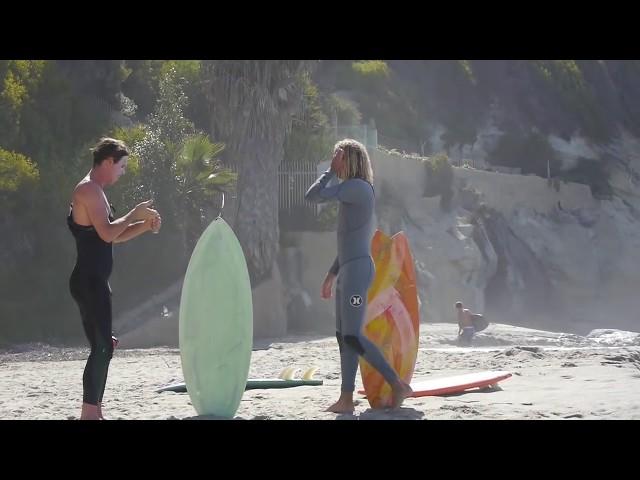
[68,137,161,420]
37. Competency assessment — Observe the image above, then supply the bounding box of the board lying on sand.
[157,366,322,393]
[358,371,512,398]
[156,379,323,394]
[360,230,420,409]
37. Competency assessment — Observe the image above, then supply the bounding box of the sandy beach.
[1,323,639,420]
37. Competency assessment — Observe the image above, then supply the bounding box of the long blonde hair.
[335,139,374,184]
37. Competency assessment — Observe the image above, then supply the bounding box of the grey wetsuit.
[305,169,399,392]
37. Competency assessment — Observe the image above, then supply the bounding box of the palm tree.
[201,60,316,284]
[129,68,237,263]
[176,134,236,252]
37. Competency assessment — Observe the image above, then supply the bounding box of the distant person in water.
[456,301,487,346]
[305,138,413,413]
[68,137,162,420]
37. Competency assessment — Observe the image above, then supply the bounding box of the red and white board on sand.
[359,371,512,398]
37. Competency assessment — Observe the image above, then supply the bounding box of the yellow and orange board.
[359,229,420,408]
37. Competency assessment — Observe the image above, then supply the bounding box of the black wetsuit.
[67,204,115,405]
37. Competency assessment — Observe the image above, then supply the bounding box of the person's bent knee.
[343,334,365,355]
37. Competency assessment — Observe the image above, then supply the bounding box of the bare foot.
[80,402,100,420]
[325,391,355,413]
[391,381,413,409]
[97,402,106,420]
[326,399,355,413]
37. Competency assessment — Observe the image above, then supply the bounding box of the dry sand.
[1,323,639,420]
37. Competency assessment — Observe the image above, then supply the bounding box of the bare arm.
[113,220,150,243]
[74,183,157,243]
[114,215,161,243]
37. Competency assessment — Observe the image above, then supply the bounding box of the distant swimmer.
[455,301,488,346]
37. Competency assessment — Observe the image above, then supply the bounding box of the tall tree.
[201,60,316,283]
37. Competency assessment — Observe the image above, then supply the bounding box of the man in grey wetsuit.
[305,139,412,413]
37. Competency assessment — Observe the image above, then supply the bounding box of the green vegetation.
[422,152,454,211]
[1,59,638,343]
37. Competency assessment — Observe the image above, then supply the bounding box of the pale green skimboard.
[179,217,253,418]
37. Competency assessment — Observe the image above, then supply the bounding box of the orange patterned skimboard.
[358,371,512,398]
[359,229,420,408]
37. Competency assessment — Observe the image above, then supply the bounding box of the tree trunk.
[200,60,316,285]
[231,135,284,285]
